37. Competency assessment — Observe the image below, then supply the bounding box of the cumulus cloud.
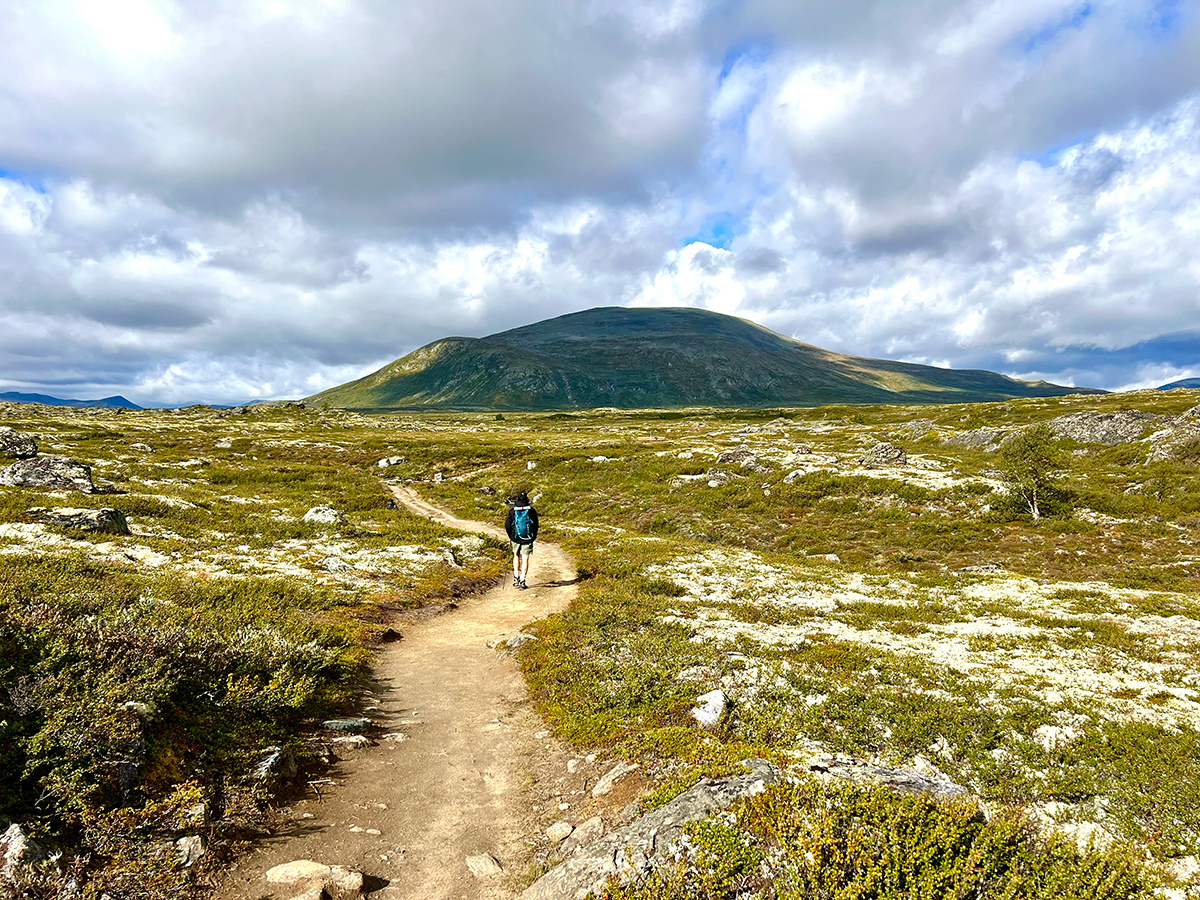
[0,0,1197,403]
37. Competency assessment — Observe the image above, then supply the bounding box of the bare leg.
[520,552,532,584]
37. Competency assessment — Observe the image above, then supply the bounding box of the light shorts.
[511,541,534,557]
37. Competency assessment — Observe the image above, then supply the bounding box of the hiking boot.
[513,576,521,588]
[518,578,528,590]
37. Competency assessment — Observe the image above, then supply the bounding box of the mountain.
[1157,378,1200,390]
[308,306,1103,411]
[0,391,142,409]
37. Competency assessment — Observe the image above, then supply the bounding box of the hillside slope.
[308,307,1100,410]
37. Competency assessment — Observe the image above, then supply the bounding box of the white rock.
[214,440,232,449]
[329,866,365,892]
[302,506,346,525]
[526,461,537,469]
[376,455,405,468]
[465,854,503,877]
[592,761,638,797]
[266,859,333,884]
[546,821,574,843]
[331,735,371,748]
[690,689,731,729]
[175,834,205,867]
[566,758,580,773]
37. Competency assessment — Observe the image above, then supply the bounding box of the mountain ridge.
[308,306,1103,411]
[0,391,142,409]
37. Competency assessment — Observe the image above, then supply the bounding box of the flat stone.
[546,821,574,842]
[465,853,503,878]
[331,735,371,748]
[592,761,638,797]
[329,865,364,892]
[322,717,372,732]
[266,859,333,884]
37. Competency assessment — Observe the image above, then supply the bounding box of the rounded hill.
[307,307,1101,410]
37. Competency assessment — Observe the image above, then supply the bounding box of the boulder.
[376,456,405,468]
[566,816,603,847]
[320,557,354,573]
[546,821,574,843]
[860,442,906,468]
[0,427,37,459]
[715,448,757,467]
[303,506,347,525]
[521,759,779,900]
[0,455,95,492]
[29,506,129,534]
[1048,410,1166,444]
[690,689,731,729]
[267,860,333,885]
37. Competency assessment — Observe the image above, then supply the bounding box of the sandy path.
[220,486,576,900]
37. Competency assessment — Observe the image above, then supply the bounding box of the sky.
[1,0,1198,405]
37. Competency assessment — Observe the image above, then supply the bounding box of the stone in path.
[465,854,503,878]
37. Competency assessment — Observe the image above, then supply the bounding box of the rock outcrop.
[807,757,967,797]
[520,759,779,900]
[860,442,906,468]
[1047,410,1166,444]
[943,427,1008,451]
[29,506,129,534]
[1,824,44,881]
[0,427,38,459]
[0,455,96,492]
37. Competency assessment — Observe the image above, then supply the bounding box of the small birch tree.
[998,423,1064,522]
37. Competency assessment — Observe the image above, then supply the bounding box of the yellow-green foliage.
[608,781,1153,900]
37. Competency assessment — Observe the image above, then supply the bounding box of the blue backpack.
[513,507,532,541]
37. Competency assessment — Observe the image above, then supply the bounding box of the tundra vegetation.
[1,388,1199,898]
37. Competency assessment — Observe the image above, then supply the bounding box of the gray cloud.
[0,0,1198,404]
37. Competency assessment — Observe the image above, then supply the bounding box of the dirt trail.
[221,485,577,900]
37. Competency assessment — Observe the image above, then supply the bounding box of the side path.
[220,485,577,900]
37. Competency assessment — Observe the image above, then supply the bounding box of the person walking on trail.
[505,490,539,590]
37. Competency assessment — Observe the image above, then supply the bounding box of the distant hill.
[1158,378,1200,390]
[308,306,1104,411]
[0,391,142,409]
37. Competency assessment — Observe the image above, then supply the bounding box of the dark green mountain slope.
[308,307,1101,410]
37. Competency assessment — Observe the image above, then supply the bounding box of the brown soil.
[217,485,600,900]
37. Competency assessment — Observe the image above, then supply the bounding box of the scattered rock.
[956,563,1004,574]
[704,469,731,487]
[178,458,209,468]
[521,759,779,900]
[28,506,129,534]
[130,442,154,452]
[175,834,205,868]
[943,427,1009,451]
[690,689,731,729]
[381,732,408,743]
[0,427,38,459]
[465,854,503,878]
[566,758,580,774]
[0,455,96,492]
[716,448,756,467]
[526,461,537,470]
[303,506,347,525]
[185,802,209,827]
[376,456,405,468]
[329,866,364,892]
[322,717,372,732]
[214,440,232,449]
[320,556,354,573]
[478,485,497,496]
[1048,410,1166,444]
[808,757,967,797]
[860,442,906,468]
[1,823,44,880]
[546,822,574,843]
[592,761,638,797]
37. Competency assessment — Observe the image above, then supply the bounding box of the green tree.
[999,423,1065,522]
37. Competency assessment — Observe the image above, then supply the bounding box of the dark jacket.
[505,505,539,544]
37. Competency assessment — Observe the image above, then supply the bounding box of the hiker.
[505,490,539,590]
